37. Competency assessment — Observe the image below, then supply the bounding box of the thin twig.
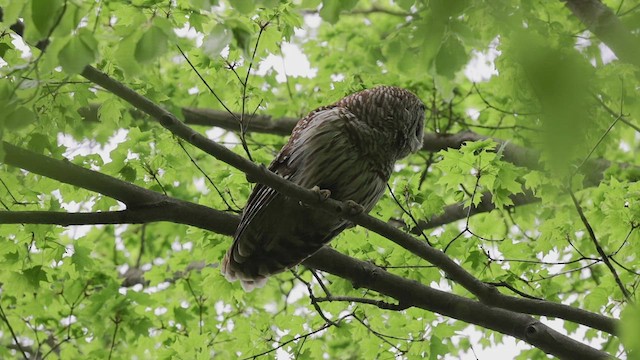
[184,278,205,336]
[386,184,432,246]
[175,44,238,121]
[108,315,121,360]
[594,94,640,133]
[313,295,409,311]
[176,139,240,212]
[573,110,621,176]
[473,83,538,116]
[610,225,637,256]
[238,21,270,162]
[291,271,338,327]
[244,313,351,359]
[568,189,630,300]
[484,282,543,300]
[352,314,409,353]
[0,303,28,360]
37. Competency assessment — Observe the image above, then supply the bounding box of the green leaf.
[98,98,123,124]
[119,165,137,182]
[0,43,12,58]
[396,0,416,11]
[31,0,63,37]
[114,31,142,76]
[22,266,48,290]
[231,24,253,58]
[620,305,640,356]
[435,35,467,78]
[1,106,36,130]
[202,25,232,58]
[462,139,496,153]
[429,336,448,359]
[58,29,98,74]
[320,0,358,24]
[71,244,94,270]
[134,25,168,64]
[232,0,255,13]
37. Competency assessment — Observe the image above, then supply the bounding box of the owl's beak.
[410,136,423,153]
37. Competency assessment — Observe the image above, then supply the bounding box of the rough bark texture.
[563,0,640,67]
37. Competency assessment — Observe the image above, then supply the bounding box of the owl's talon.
[311,186,331,201]
[344,200,364,215]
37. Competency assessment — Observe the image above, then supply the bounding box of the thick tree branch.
[562,0,640,68]
[0,140,618,352]
[304,248,613,360]
[0,141,237,236]
[76,65,619,338]
[0,209,197,227]
[2,142,159,208]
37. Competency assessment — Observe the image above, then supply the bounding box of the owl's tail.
[220,250,268,292]
[221,230,331,292]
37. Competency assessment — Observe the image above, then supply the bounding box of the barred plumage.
[221,86,426,291]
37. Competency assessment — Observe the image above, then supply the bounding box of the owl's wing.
[222,106,358,289]
[234,105,352,243]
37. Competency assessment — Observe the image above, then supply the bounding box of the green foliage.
[621,304,640,357]
[58,29,98,74]
[0,0,638,358]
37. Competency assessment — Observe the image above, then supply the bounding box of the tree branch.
[1,141,237,235]
[413,189,540,231]
[562,0,640,68]
[0,209,193,227]
[0,140,619,353]
[312,295,410,311]
[304,248,613,360]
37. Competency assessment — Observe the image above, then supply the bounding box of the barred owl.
[221,86,425,291]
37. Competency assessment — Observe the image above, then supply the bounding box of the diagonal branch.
[569,188,631,300]
[562,0,640,68]
[1,141,237,235]
[0,140,619,344]
[304,247,613,360]
[77,64,618,337]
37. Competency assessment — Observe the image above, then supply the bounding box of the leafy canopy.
[0,0,639,359]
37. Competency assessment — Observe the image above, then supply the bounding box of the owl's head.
[337,86,425,159]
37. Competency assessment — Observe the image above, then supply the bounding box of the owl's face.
[399,94,426,157]
[338,86,425,159]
